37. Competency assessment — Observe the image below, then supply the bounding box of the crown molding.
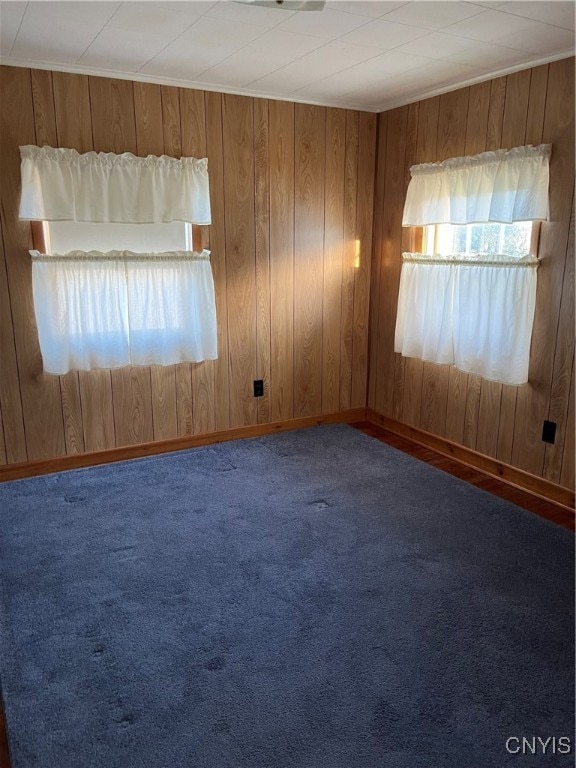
[1,50,573,116]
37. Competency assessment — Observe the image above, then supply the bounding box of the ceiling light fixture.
[233,0,326,10]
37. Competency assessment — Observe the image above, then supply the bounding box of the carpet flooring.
[0,424,573,768]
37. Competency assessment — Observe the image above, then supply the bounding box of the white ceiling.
[0,0,574,112]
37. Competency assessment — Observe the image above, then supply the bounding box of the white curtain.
[31,250,218,374]
[395,253,538,385]
[403,144,551,226]
[19,145,211,224]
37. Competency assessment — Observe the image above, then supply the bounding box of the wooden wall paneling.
[158,84,194,437]
[269,100,294,422]
[32,68,86,456]
[52,73,93,151]
[401,97,439,427]
[0,66,66,460]
[205,92,229,432]
[222,94,257,428]
[30,69,56,146]
[352,111,377,409]
[512,58,575,475]
[253,97,271,424]
[180,87,209,256]
[339,110,358,410]
[435,88,470,442]
[374,106,408,417]
[0,216,27,463]
[543,192,575,483]
[475,75,507,457]
[180,87,215,434]
[391,102,418,420]
[524,64,549,146]
[560,364,575,489]
[321,108,345,414]
[496,70,532,463]
[133,82,179,443]
[462,81,491,449]
[367,113,387,411]
[89,75,154,447]
[53,72,116,453]
[294,103,325,418]
[0,398,6,465]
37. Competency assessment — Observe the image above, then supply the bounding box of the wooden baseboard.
[0,409,368,483]
[366,409,575,512]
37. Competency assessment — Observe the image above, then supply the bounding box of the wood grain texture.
[0,66,66,461]
[371,60,575,492]
[0,217,27,463]
[439,89,471,444]
[158,84,194,438]
[269,100,295,422]
[401,97,439,427]
[222,94,257,428]
[352,112,377,409]
[360,416,574,528]
[495,69,531,463]
[254,98,271,424]
[560,364,575,490]
[322,108,345,414]
[90,75,154,447]
[53,72,93,151]
[205,91,230,432]
[54,72,116,453]
[33,67,85,456]
[475,75,508,458]
[0,401,6,466]
[373,106,408,416]
[512,58,575,476]
[0,409,367,483]
[461,81,491,449]
[392,103,418,421]
[367,113,387,411]
[294,104,325,418]
[179,87,215,435]
[339,110,358,410]
[543,191,575,483]
[1,66,374,467]
[421,88,469,439]
[133,82,178,443]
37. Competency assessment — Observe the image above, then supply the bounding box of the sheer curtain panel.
[395,143,549,386]
[31,251,218,375]
[395,254,538,385]
[21,144,216,374]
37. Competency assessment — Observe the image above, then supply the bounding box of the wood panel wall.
[369,58,575,490]
[0,65,376,464]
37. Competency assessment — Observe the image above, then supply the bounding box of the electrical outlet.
[253,379,264,397]
[542,420,556,444]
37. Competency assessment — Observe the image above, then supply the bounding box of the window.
[422,221,537,261]
[395,144,551,386]
[20,145,216,375]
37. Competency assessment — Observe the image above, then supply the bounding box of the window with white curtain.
[395,144,551,386]
[19,145,217,375]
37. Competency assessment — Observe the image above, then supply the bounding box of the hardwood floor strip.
[0,409,368,483]
[366,410,575,515]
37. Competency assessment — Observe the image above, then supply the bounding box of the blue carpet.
[0,424,573,768]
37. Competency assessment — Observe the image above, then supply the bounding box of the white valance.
[19,146,211,225]
[31,249,217,374]
[402,144,551,226]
